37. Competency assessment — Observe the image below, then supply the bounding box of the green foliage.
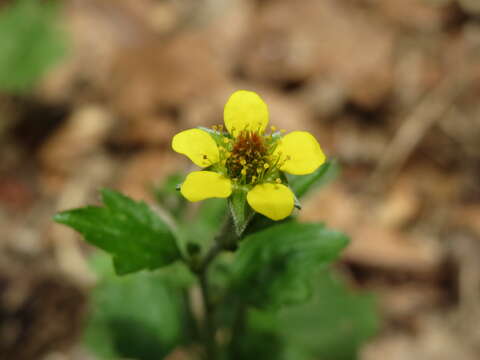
[289,159,339,199]
[230,222,349,308]
[84,253,190,360]
[0,0,67,93]
[54,189,181,275]
[53,162,374,360]
[245,269,379,360]
[278,271,378,360]
[230,327,290,360]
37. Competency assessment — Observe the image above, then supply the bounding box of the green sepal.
[228,188,255,237]
[53,189,182,275]
[197,126,229,144]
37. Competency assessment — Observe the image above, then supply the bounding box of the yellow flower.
[172,90,326,221]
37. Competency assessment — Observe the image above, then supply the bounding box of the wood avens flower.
[172,90,326,221]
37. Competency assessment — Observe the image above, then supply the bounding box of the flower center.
[225,130,272,185]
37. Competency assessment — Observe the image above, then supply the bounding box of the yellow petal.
[181,171,232,202]
[274,131,326,175]
[172,129,219,167]
[224,90,269,135]
[247,183,294,221]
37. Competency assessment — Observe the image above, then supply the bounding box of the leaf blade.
[53,189,181,275]
[231,221,349,308]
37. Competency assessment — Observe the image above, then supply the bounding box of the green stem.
[199,270,217,359]
[196,242,222,360]
[228,302,247,359]
[198,241,222,273]
[194,214,238,360]
[182,289,200,341]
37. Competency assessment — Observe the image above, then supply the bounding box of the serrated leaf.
[231,222,349,308]
[228,189,254,236]
[0,0,67,93]
[288,160,339,199]
[54,189,181,275]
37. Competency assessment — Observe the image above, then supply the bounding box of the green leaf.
[230,222,349,308]
[0,0,67,93]
[243,213,287,238]
[84,253,189,360]
[288,160,339,199]
[247,269,378,360]
[228,189,254,236]
[278,271,379,360]
[53,189,181,275]
[229,326,297,360]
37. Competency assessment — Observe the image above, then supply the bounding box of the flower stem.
[199,269,217,359]
[198,241,222,273]
[194,215,238,360]
[228,302,247,359]
[196,242,222,359]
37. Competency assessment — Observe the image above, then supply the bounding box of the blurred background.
[1,0,480,359]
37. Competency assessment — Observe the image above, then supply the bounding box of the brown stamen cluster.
[226,130,270,184]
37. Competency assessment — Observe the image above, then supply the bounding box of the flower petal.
[247,183,294,221]
[172,129,219,167]
[224,90,269,135]
[274,131,326,175]
[180,171,232,202]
